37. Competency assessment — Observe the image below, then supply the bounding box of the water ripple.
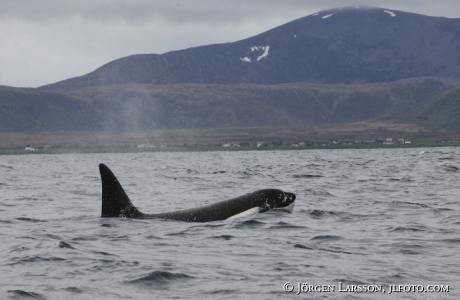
[1,148,459,298]
[126,271,193,288]
[7,290,46,299]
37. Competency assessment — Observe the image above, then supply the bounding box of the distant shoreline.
[2,140,459,156]
[1,122,460,155]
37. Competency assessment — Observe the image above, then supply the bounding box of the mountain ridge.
[40,7,460,90]
[2,77,458,132]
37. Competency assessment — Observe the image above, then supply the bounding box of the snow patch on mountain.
[257,46,270,61]
[384,10,396,17]
[240,45,270,63]
[322,14,334,19]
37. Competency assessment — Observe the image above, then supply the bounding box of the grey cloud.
[3,0,459,23]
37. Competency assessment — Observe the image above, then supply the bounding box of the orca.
[99,163,296,222]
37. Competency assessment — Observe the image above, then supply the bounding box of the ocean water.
[0,148,459,299]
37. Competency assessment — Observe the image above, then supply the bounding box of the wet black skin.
[99,164,296,222]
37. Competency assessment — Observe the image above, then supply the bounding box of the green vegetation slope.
[384,85,460,130]
[1,77,458,132]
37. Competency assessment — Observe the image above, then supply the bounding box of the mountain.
[2,77,457,132]
[3,7,460,133]
[383,84,460,130]
[40,7,460,91]
[0,86,99,131]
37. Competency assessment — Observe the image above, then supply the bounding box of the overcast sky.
[2,0,460,88]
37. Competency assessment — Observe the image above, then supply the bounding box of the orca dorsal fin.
[99,164,143,218]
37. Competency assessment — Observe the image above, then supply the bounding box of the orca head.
[228,189,296,220]
[256,189,296,211]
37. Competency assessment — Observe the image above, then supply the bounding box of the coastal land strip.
[1,121,460,155]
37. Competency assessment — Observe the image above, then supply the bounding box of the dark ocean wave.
[439,238,460,244]
[357,159,376,165]
[292,174,324,178]
[63,287,84,294]
[7,290,46,299]
[208,235,234,240]
[269,221,307,229]
[391,201,431,208]
[231,219,266,229]
[307,209,338,218]
[294,243,354,255]
[15,218,47,223]
[444,165,459,172]
[203,289,240,295]
[92,251,116,256]
[305,190,336,197]
[390,226,427,232]
[126,271,193,287]
[310,235,344,241]
[8,255,66,266]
